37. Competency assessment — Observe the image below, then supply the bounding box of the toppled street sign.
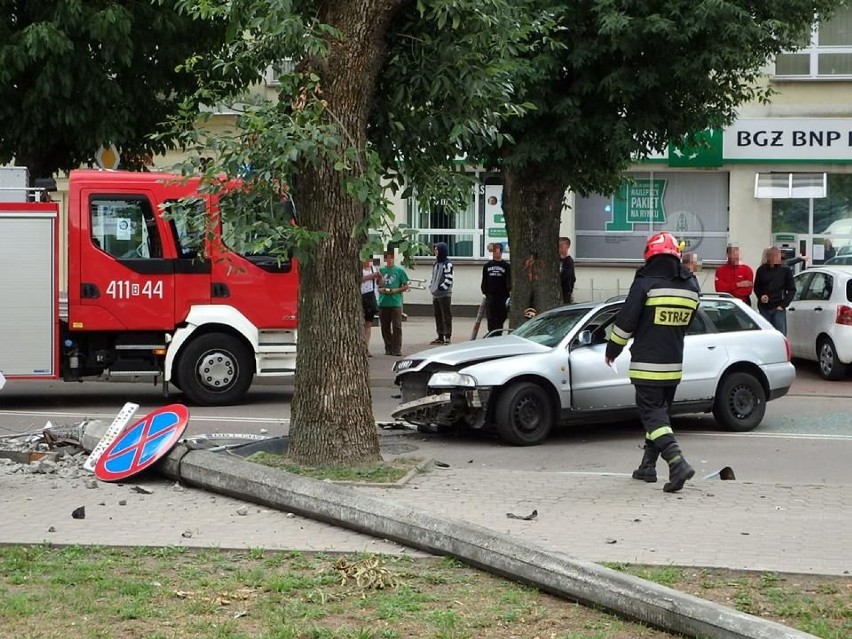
[94,404,189,482]
[83,402,139,472]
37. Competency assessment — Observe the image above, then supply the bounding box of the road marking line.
[0,409,288,425]
[690,431,852,441]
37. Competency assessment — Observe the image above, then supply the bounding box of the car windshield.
[512,308,589,346]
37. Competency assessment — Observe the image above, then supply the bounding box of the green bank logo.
[668,129,723,167]
[606,179,667,231]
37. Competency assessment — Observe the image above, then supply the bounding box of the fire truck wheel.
[177,333,254,406]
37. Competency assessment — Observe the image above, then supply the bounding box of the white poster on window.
[116,218,132,240]
[484,185,509,258]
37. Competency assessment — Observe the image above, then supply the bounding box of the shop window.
[574,171,730,262]
[774,9,852,79]
[771,173,852,262]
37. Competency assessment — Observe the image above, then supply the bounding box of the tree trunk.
[502,165,567,327]
[289,1,402,466]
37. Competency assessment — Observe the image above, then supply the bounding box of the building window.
[774,8,852,79]
[754,173,827,199]
[772,173,852,262]
[406,176,493,258]
[574,171,730,262]
[264,60,295,86]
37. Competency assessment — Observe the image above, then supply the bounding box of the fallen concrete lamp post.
[158,444,816,639]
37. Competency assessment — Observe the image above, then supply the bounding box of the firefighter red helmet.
[644,232,681,261]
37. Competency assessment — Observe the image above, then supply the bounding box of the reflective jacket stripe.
[647,288,700,301]
[645,296,699,309]
[648,426,674,441]
[630,361,683,371]
[612,325,632,341]
[629,370,683,382]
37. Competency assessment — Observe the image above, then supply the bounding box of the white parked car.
[787,265,852,379]
[393,296,795,445]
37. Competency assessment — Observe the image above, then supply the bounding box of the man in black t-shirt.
[480,243,511,335]
[559,236,576,304]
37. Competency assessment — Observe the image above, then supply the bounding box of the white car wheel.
[817,337,847,381]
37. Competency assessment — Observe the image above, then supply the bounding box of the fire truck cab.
[0,169,299,406]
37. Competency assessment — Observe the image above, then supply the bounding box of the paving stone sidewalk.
[0,316,848,577]
[3,460,849,576]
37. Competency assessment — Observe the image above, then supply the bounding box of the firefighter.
[604,232,700,493]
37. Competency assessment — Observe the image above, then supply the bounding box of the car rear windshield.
[513,308,589,346]
[699,300,760,333]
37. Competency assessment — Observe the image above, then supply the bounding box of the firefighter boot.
[661,443,695,493]
[631,443,659,483]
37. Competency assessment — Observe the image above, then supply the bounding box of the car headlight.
[428,371,477,388]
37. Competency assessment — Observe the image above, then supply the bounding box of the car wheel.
[177,333,254,406]
[817,337,847,380]
[712,372,766,432]
[495,381,553,445]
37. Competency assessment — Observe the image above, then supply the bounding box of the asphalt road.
[1,358,850,486]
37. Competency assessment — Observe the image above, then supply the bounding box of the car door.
[786,272,812,357]
[568,308,636,410]
[74,190,177,330]
[787,271,833,360]
[676,307,730,401]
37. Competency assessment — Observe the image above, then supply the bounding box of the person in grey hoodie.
[429,242,454,344]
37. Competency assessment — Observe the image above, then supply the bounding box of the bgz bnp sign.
[724,119,852,162]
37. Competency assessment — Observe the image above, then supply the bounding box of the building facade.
[398,7,852,309]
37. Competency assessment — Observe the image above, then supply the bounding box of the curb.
[157,446,817,639]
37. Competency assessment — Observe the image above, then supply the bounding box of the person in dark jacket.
[559,237,576,304]
[605,232,700,493]
[481,242,511,334]
[753,246,796,335]
[823,239,836,261]
[429,242,454,344]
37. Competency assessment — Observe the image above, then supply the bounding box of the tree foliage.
[0,0,257,179]
[168,0,532,465]
[487,0,846,323]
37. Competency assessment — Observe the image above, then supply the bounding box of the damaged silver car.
[392,296,795,445]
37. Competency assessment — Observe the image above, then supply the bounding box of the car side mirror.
[574,329,592,347]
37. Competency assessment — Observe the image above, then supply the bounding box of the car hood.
[396,335,549,372]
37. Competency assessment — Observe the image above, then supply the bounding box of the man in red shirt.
[714,245,754,305]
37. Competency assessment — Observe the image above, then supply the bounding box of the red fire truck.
[0,169,299,405]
